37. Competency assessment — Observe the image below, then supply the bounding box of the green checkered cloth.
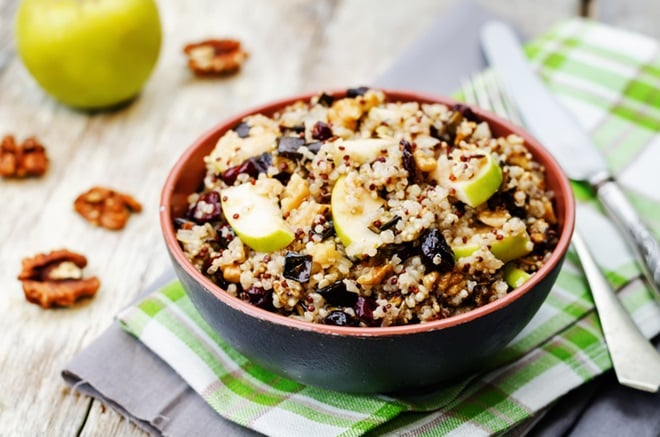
[118,18,660,437]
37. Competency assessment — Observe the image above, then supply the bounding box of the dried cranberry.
[282,252,312,283]
[400,139,417,184]
[324,310,357,326]
[355,296,378,326]
[221,153,272,185]
[311,121,333,141]
[241,286,273,310]
[277,136,306,160]
[317,280,358,307]
[346,86,369,98]
[318,93,335,107]
[420,229,454,272]
[451,103,481,123]
[232,121,250,138]
[187,191,222,223]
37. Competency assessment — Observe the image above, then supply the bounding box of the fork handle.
[572,231,660,392]
[595,178,660,299]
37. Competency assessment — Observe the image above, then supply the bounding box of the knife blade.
[480,20,660,299]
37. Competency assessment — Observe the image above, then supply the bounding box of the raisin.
[377,241,417,262]
[318,93,335,107]
[317,280,358,307]
[277,136,306,160]
[451,103,481,123]
[187,191,222,223]
[232,121,250,138]
[213,223,235,249]
[401,139,417,184]
[306,141,322,154]
[282,252,312,283]
[324,310,358,326]
[311,121,333,141]
[346,86,369,98]
[420,229,454,272]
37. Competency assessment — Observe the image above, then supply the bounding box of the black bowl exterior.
[169,246,565,393]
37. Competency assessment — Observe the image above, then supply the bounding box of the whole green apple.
[15,0,162,109]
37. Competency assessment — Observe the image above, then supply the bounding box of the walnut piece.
[74,186,142,230]
[183,39,248,76]
[0,135,49,178]
[18,249,100,308]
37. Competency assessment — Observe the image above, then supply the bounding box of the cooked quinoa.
[175,88,558,327]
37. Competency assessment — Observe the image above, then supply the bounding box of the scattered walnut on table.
[18,249,101,309]
[0,135,49,178]
[183,39,249,76]
[74,186,142,230]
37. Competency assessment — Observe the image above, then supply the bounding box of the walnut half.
[183,39,248,76]
[0,135,49,178]
[18,249,100,308]
[74,186,142,230]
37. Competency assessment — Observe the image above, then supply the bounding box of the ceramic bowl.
[160,89,575,393]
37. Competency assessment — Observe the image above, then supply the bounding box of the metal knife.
[480,20,660,299]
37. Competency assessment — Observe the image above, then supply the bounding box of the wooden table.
[1,0,658,435]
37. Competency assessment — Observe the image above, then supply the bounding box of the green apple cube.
[434,151,503,208]
[452,227,533,263]
[331,176,385,258]
[503,263,532,288]
[221,181,294,253]
[330,138,395,166]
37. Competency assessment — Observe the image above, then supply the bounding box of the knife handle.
[596,179,660,298]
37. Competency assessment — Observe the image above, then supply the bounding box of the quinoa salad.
[175,88,559,327]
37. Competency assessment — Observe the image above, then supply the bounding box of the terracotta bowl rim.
[160,88,576,338]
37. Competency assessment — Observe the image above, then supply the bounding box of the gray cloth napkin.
[62,1,660,435]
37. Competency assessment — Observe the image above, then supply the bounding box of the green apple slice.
[434,151,503,208]
[452,227,533,263]
[330,138,395,166]
[221,180,294,252]
[206,131,277,173]
[331,176,385,258]
[503,263,532,288]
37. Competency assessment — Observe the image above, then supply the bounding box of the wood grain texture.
[1,0,656,435]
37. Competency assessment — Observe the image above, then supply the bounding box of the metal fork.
[462,73,660,392]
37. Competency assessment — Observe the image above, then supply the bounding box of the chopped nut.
[0,135,49,178]
[18,249,100,308]
[183,39,248,76]
[422,271,440,291]
[477,209,511,228]
[437,271,466,297]
[413,149,437,172]
[222,265,242,283]
[357,264,393,286]
[74,186,142,230]
[281,173,310,214]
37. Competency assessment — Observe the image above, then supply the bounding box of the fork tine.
[461,76,478,106]
[488,74,523,125]
[460,71,523,126]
